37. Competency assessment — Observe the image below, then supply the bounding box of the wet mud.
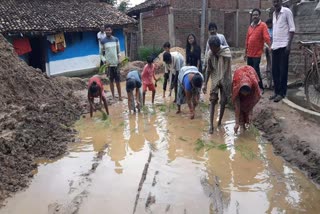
[2,84,320,214]
[253,91,320,185]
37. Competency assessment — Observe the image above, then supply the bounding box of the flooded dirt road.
[1,83,320,214]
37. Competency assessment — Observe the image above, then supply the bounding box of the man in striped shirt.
[101,25,122,101]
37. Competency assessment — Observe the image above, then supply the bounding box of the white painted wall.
[47,55,100,76]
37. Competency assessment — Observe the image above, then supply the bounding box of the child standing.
[142,56,158,105]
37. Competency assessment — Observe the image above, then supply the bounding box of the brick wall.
[290,2,320,76]
[208,0,237,9]
[171,0,202,9]
[238,0,260,9]
[173,9,202,47]
[142,14,169,48]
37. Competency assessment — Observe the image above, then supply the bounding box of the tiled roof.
[127,0,170,16]
[0,0,137,34]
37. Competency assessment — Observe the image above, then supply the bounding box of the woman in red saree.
[232,66,261,133]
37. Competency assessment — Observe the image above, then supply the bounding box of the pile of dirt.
[119,60,165,81]
[253,92,320,185]
[0,35,86,203]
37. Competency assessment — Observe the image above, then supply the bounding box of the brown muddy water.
[1,83,320,214]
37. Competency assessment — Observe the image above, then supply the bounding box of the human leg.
[209,90,219,134]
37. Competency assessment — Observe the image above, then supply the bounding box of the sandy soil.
[0,35,86,204]
[253,91,320,185]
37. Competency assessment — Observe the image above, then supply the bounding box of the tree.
[100,0,116,6]
[117,0,129,12]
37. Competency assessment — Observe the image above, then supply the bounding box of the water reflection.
[2,83,320,214]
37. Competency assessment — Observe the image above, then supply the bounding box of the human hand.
[234,124,240,134]
[285,46,291,55]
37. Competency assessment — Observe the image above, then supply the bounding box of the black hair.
[163,42,171,49]
[104,24,112,30]
[191,73,203,88]
[126,78,136,93]
[89,81,99,95]
[163,52,172,64]
[186,33,197,51]
[251,8,261,15]
[208,35,221,48]
[240,85,251,94]
[147,56,153,64]
[266,18,272,25]
[208,22,217,30]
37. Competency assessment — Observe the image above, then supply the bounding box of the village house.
[127,0,320,77]
[0,0,137,76]
[127,0,272,51]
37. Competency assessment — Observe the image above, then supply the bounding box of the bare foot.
[190,114,195,120]
[119,97,123,101]
[209,126,214,134]
[176,110,181,114]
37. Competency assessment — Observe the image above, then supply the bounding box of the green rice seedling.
[235,145,256,160]
[158,104,167,112]
[217,144,228,151]
[195,138,206,152]
[101,111,108,120]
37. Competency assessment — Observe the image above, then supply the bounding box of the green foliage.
[99,64,107,74]
[101,111,108,120]
[117,0,129,12]
[98,57,129,75]
[138,46,162,62]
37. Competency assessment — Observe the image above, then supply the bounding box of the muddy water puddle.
[1,84,320,214]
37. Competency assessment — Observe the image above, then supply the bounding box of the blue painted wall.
[47,30,125,62]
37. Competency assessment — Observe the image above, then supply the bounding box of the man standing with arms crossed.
[101,25,122,101]
[269,0,295,102]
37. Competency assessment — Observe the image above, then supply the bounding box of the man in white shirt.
[97,25,106,66]
[163,51,185,102]
[269,0,295,102]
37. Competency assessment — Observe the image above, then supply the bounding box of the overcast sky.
[129,0,145,7]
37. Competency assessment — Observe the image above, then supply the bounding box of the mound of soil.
[0,35,86,203]
[253,91,320,185]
